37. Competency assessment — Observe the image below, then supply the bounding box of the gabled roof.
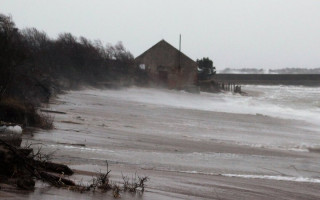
[135,39,196,64]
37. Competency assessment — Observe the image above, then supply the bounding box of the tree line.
[0,13,136,105]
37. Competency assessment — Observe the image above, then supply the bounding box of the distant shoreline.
[215,74,320,86]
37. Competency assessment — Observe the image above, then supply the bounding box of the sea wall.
[215,74,320,86]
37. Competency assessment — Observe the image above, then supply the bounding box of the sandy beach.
[2,86,320,199]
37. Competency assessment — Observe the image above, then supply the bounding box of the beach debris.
[76,116,85,121]
[0,139,149,198]
[60,120,83,125]
[86,164,149,198]
[39,171,75,187]
[122,173,149,193]
[0,138,74,190]
[57,142,86,147]
[40,109,66,114]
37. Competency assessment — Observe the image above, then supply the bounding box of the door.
[158,70,168,86]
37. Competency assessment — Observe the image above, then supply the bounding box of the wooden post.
[178,34,181,71]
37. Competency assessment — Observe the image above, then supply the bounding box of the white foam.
[48,144,115,153]
[222,174,320,184]
[228,141,311,153]
[0,125,22,134]
[178,170,217,176]
[177,170,320,184]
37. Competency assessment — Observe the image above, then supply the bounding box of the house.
[134,40,198,89]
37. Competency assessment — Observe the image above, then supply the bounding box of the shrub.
[0,97,53,129]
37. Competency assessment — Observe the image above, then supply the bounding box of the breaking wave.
[85,85,320,127]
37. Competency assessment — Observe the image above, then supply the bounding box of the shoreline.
[4,87,317,199]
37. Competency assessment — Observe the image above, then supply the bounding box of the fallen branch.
[0,139,149,198]
[40,171,75,187]
[0,139,74,188]
[40,109,66,114]
[34,160,74,175]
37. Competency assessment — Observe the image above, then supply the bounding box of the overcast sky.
[1,0,320,69]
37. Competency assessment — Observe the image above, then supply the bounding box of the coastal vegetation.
[0,13,150,196]
[196,57,216,81]
[0,13,136,128]
[0,139,148,198]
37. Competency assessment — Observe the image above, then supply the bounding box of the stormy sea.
[19,85,320,200]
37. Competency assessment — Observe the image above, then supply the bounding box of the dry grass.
[37,112,54,129]
[0,97,54,129]
[3,139,149,198]
[69,162,149,198]
[122,173,149,193]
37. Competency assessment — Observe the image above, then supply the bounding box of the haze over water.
[90,85,320,128]
[19,85,320,199]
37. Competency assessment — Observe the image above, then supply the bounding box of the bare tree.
[21,27,50,52]
[0,14,26,100]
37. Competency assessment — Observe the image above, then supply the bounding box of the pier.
[215,74,320,86]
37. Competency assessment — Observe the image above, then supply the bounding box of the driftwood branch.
[40,171,75,186]
[0,139,74,188]
[0,139,149,198]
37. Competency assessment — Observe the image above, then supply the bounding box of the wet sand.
[3,88,320,199]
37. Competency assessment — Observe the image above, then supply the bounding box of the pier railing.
[218,82,242,93]
[198,79,242,94]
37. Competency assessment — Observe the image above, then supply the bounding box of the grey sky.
[1,0,320,69]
